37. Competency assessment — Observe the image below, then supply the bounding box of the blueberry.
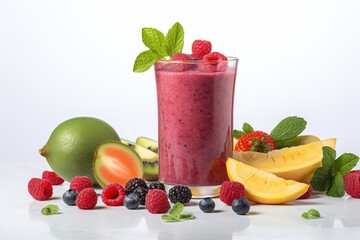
[199,197,215,213]
[62,189,78,206]
[231,198,250,215]
[124,194,140,209]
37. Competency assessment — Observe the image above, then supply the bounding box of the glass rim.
[156,56,238,64]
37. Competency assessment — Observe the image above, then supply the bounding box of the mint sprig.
[162,202,195,222]
[310,146,359,197]
[133,22,184,73]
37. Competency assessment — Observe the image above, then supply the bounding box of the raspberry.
[344,170,360,198]
[219,181,246,206]
[297,184,313,200]
[42,171,64,185]
[125,178,147,195]
[101,183,126,206]
[145,189,170,214]
[28,178,53,201]
[201,52,228,72]
[168,185,192,204]
[76,188,98,209]
[170,53,193,72]
[192,40,212,59]
[70,176,93,193]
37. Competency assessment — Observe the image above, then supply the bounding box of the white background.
[1,0,359,166]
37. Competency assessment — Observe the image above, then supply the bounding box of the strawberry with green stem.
[234,123,276,153]
[234,116,308,153]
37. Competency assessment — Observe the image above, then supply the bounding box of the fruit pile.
[39,117,160,188]
[28,170,252,215]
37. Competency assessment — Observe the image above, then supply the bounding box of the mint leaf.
[133,50,158,73]
[275,135,320,149]
[308,209,320,218]
[243,123,253,134]
[169,202,183,218]
[162,214,180,222]
[334,153,359,175]
[270,116,307,142]
[310,147,359,198]
[142,28,167,57]
[321,146,336,173]
[162,202,195,222]
[310,167,332,192]
[179,213,195,219]
[302,209,320,219]
[326,172,345,197]
[165,22,184,56]
[41,204,59,215]
[233,129,245,139]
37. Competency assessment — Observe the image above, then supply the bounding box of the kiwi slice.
[136,136,158,153]
[121,139,158,181]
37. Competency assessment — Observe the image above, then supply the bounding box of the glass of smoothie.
[154,57,238,197]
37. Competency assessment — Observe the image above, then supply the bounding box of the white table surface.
[1,159,360,240]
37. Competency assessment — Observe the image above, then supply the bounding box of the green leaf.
[334,153,359,175]
[233,129,245,139]
[310,167,332,192]
[326,172,345,197]
[133,50,159,73]
[242,123,253,133]
[270,116,307,142]
[165,22,184,56]
[322,146,336,173]
[169,202,184,218]
[302,209,321,219]
[179,213,195,219]
[308,209,320,218]
[142,27,167,57]
[41,204,59,215]
[162,214,180,222]
[275,135,320,149]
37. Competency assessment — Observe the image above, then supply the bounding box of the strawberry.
[234,123,276,153]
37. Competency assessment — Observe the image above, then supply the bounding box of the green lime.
[39,117,120,184]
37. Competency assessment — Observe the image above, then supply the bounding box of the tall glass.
[155,57,238,197]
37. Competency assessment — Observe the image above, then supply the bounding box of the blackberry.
[133,187,148,205]
[125,178,147,195]
[231,198,250,215]
[168,185,192,204]
[148,182,165,191]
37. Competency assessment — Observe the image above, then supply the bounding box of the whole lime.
[39,117,120,184]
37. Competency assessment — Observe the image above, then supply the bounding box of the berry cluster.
[162,40,229,73]
[123,178,192,213]
[27,170,65,201]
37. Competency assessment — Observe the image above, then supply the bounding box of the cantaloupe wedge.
[226,158,309,204]
[93,142,143,188]
[232,138,336,182]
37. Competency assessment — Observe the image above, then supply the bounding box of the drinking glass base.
[163,183,221,198]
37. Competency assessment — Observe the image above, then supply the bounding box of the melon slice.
[226,158,309,204]
[93,142,143,188]
[232,138,336,182]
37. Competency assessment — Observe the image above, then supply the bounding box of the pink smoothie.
[155,61,237,186]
